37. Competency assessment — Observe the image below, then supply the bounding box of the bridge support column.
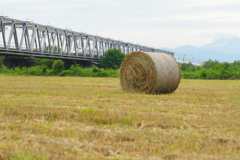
[3,56,35,69]
[77,60,94,68]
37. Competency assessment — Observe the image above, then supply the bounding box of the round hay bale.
[120,52,181,94]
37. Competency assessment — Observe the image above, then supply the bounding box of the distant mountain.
[162,37,240,63]
[202,37,240,55]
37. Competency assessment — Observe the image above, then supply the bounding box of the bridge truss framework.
[0,16,173,61]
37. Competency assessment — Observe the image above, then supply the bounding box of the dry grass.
[0,75,239,160]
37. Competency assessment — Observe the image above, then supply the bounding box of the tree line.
[181,59,240,79]
[0,48,125,77]
[0,49,240,79]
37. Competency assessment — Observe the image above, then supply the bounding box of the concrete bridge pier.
[71,60,96,68]
[3,56,35,69]
[79,60,95,67]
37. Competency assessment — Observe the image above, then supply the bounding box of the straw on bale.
[120,52,181,94]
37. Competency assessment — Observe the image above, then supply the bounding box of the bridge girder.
[0,16,174,61]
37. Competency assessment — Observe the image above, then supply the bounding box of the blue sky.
[1,0,240,48]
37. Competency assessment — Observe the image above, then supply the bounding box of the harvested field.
[0,75,239,160]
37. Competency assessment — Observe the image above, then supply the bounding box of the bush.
[92,65,101,73]
[69,64,82,76]
[35,58,55,69]
[41,66,47,74]
[181,62,200,72]
[29,66,43,76]
[52,59,64,74]
[100,48,126,69]
[59,70,73,76]
[181,71,197,79]
[96,71,108,77]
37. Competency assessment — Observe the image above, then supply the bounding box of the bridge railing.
[0,16,174,60]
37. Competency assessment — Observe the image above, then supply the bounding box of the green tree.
[212,62,231,79]
[232,60,240,66]
[202,59,220,69]
[180,62,200,72]
[100,48,126,69]
[52,59,64,74]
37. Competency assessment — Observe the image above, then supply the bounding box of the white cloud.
[200,32,237,41]
[0,0,42,4]
[1,0,240,48]
[145,11,240,22]
[182,0,240,7]
[100,29,214,48]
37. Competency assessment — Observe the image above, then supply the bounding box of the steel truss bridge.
[0,16,173,61]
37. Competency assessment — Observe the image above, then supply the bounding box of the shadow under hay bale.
[120,52,181,94]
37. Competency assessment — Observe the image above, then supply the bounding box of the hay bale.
[120,52,181,94]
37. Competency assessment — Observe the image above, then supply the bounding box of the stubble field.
[0,75,239,160]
